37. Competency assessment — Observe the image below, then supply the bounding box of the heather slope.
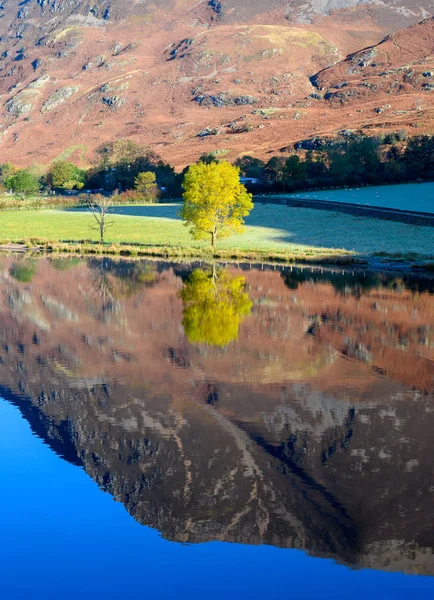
[0,1,433,166]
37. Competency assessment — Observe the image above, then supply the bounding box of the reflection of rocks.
[0,257,433,574]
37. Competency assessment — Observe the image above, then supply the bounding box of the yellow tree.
[180,267,252,347]
[181,161,253,250]
[134,171,159,202]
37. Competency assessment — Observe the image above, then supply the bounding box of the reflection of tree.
[10,260,37,283]
[88,258,157,300]
[90,260,120,318]
[109,262,157,299]
[180,267,252,347]
[280,268,418,298]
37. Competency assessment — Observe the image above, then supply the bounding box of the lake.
[0,256,433,599]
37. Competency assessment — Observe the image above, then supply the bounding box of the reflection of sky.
[286,182,434,214]
[0,397,433,600]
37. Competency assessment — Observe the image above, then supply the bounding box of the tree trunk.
[211,231,216,251]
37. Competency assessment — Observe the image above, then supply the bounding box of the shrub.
[115,189,144,204]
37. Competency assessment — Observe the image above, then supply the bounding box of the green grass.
[53,144,88,166]
[0,203,432,260]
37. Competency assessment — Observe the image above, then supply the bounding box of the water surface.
[0,257,433,599]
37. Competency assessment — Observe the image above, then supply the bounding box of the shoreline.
[1,241,433,274]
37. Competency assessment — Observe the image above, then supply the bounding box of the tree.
[180,267,252,346]
[92,139,173,192]
[6,170,40,195]
[134,171,159,202]
[198,153,220,165]
[305,150,328,180]
[345,137,382,183]
[0,163,18,185]
[403,136,434,179]
[181,161,253,251]
[46,161,76,188]
[264,156,286,185]
[234,156,265,179]
[284,155,307,182]
[87,193,114,243]
[96,139,145,168]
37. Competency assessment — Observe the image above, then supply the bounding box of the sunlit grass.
[0,203,432,258]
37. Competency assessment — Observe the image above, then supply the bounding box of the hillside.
[0,0,433,167]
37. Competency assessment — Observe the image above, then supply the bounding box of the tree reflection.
[89,259,157,303]
[180,266,252,347]
[281,268,434,297]
[90,260,120,319]
[10,260,37,283]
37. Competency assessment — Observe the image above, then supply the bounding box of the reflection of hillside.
[0,257,433,573]
[0,257,431,392]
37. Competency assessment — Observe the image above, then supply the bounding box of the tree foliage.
[0,163,18,184]
[181,161,253,250]
[47,161,79,189]
[236,134,434,192]
[180,267,252,347]
[234,156,265,179]
[198,153,220,165]
[134,171,159,202]
[6,170,40,195]
[89,139,180,195]
[96,139,146,167]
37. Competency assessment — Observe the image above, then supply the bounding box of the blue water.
[1,398,433,600]
[286,182,434,213]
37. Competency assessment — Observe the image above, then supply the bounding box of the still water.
[0,256,433,599]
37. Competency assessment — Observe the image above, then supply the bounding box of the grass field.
[0,203,432,259]
[279,182,434,214]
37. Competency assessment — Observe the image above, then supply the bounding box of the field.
[279,182,434,214]
[0,203,433,260]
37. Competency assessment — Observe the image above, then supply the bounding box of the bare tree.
[87,193,114,244]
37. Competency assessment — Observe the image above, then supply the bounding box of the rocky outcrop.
[193,92,258,107]
[40,85,80,113]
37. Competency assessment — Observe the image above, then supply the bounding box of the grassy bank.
[0,194,87,210]
[0,204,432,263]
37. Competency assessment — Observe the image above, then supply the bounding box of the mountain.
[0,1,433,167]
